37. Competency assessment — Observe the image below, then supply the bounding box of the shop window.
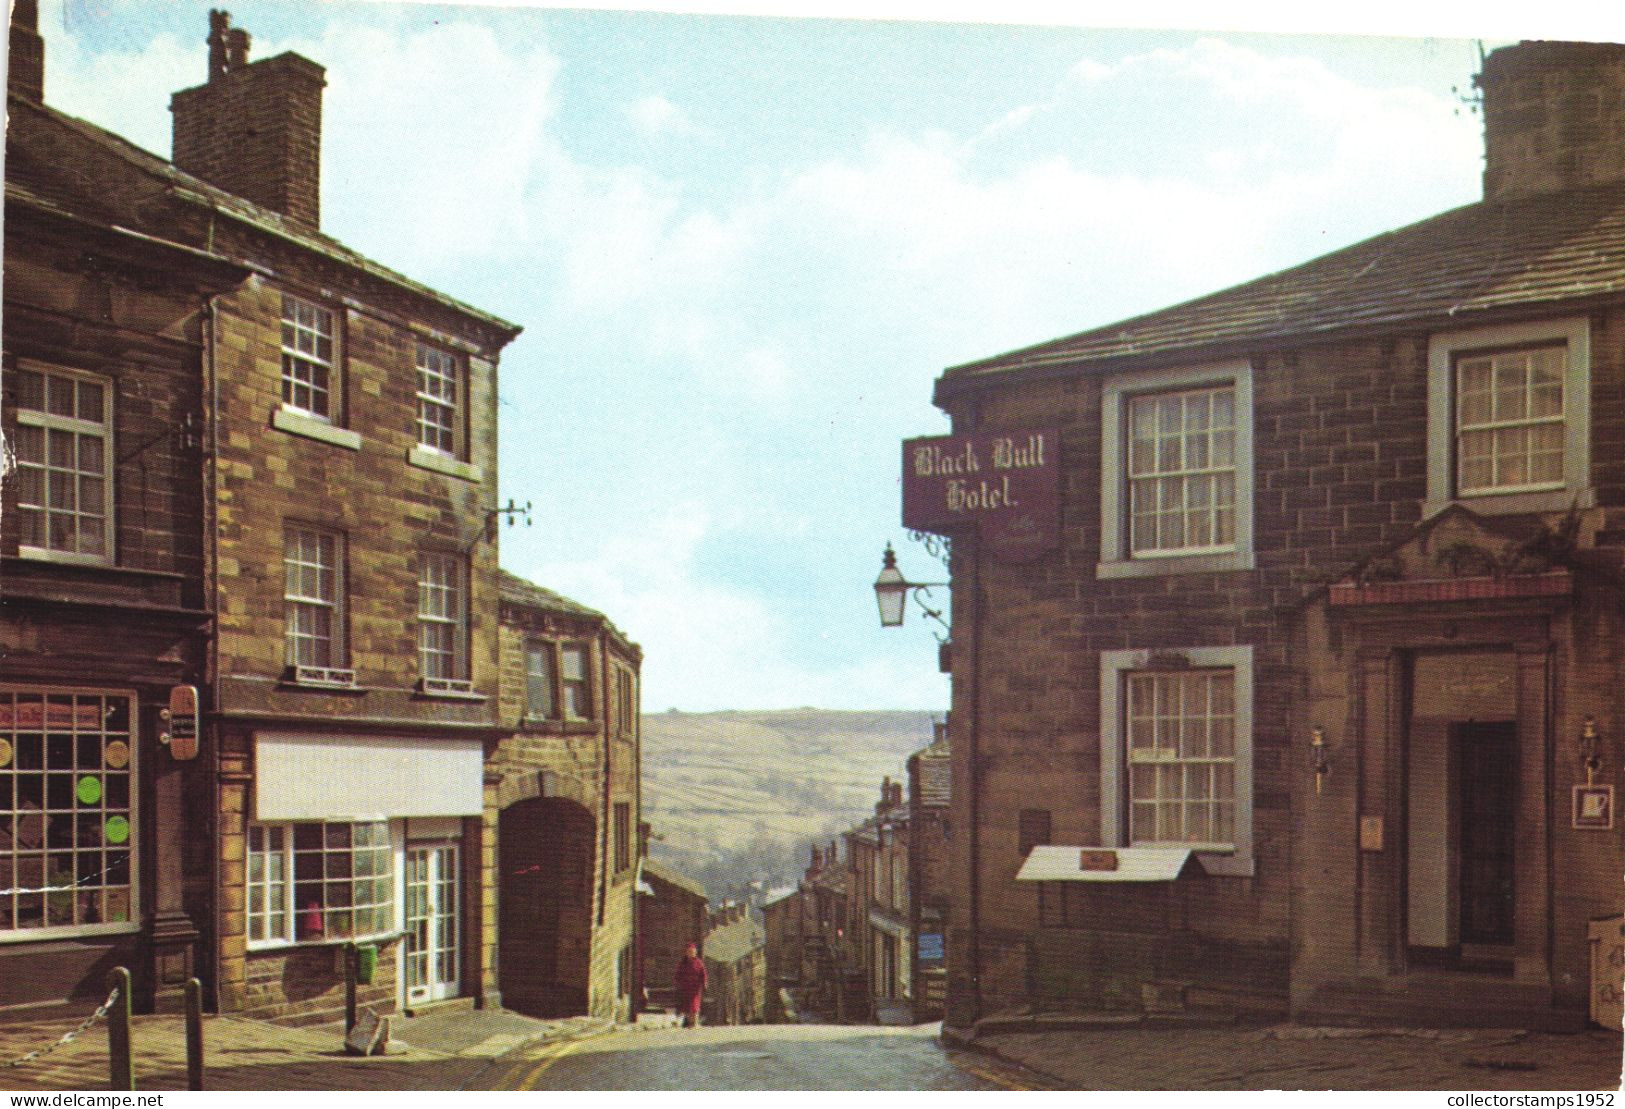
[0,688,135,938]
[247,820,393,947]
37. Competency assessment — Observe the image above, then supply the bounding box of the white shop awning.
[1015,845,1197,883]
[255,732,484,821]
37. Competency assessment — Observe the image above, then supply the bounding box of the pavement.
[0,1002,613,1092]
[946,1013,1625,1091]
[4,1001,1619,1091]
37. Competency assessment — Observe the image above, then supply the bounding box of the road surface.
[478,1021,1032,1090]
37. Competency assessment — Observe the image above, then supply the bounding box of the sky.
[33,1,1618,711]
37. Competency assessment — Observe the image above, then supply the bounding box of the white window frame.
[12,361,114,566]
[1100,645,1254,876]
[417,553,467,682]
[414,342,460,457]
[279,293,338,420]
[1426,317,1592,517]
[245,819,399,950]
[0,687,140,942]
[1099,361,1254,579]
[283,526,344,670]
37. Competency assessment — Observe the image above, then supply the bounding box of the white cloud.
[627,93,708,138]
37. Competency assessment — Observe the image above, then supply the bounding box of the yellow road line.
[515,1037,584,1090]
[956,1059,1039,1091]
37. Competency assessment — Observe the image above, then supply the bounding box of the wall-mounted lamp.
[874,543,950,641]
[1581,715,1603,785]
[1310,726,1330,795]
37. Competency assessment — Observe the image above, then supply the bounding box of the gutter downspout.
[966,528,983,1024]
[203,292,223,1013]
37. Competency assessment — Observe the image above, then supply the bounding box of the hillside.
[641,708,939,905]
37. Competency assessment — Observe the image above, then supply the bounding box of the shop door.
[404,844,460,1005]
[1455,722,1516,949]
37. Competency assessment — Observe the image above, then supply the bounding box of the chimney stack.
[9,0,45,102]
[170,10,327,228]
[1476,40,1625,201]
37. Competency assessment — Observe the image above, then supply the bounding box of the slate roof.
[642,857,707,901]
[938,183,1625,401]
[7,92,521,339]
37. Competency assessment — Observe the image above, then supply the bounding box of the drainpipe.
[965,527,983,1023]
[203,292,223,1013]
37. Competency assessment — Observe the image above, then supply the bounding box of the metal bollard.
[344,942,358,1035]
[184,978,204,1091]
[106,967,132,1091]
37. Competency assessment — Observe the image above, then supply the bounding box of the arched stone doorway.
[498,794,597,1017]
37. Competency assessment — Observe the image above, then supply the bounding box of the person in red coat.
[673,942,707,1028]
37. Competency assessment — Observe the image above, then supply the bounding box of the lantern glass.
[874,561,908,627]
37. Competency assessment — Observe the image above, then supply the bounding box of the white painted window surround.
[1099,361,1255,578]
[1426,317,1592,518]
[1100,645,1255,877]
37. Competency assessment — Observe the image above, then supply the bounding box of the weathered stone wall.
[942,305,1625,1026]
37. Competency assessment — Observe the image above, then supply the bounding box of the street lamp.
[873,544,949,637]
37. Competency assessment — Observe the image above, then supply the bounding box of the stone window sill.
[272,406,361,451]
[408,445,483,483]
[1422,487,1595,520]
[1097,548,1254,580]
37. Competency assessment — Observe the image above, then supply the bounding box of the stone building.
[924,40,1625,1032]
[845,779,911,1021]
[1,2,252,1011]
[906,733,952,1021]
[3,6,526,1021]
[491,572,643,1023]
[638,858,708,1013]
[702,902,765,1025]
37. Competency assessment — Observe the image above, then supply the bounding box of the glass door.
[404,843,460,1005]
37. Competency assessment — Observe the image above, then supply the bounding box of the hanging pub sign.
[162,684,200,761]
[902,429,1060,563]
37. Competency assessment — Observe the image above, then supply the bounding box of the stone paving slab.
[954,1020,1625,1091]
[0,1007,607,1092]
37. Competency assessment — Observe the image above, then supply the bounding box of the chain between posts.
[4,981,121,1069]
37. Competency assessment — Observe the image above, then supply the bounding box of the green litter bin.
[355,943,378,985]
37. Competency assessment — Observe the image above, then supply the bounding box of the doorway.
[404,843,461,1006]
[1455,721,1517,955]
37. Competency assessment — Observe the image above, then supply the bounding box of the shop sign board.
[901,430,1059,562]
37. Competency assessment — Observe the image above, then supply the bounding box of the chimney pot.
[208,10,230,82]
[227,27,251,71]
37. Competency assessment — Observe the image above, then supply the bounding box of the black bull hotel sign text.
[902,430,1059,562]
